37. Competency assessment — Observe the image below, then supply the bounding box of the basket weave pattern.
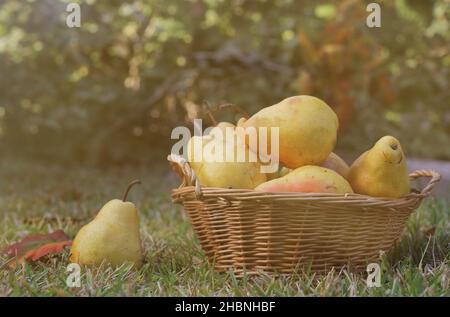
[168,154,440,274]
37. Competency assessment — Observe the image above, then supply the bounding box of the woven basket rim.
[173,186,418,201]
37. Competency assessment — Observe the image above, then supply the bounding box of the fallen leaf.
[2,230,72,268]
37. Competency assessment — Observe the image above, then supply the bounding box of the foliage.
[2,230,72,268]
[0,0,448,163]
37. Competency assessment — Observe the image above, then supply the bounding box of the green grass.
[0,157,448,296]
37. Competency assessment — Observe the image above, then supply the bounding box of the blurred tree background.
[0,0,448,165]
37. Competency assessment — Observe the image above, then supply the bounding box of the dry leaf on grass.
[2,230,72,268]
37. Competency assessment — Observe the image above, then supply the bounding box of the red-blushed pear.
[348,136,410,198]
[320,152,350,179]
[255,165,353,194]
[70,180,144,267]
[243,95,338,169]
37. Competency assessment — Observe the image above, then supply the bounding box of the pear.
[265,166,292,180]
[255,165,353,194]
[70,180,144,267]
[186,126,266,189]
[348,136,410,198]
[320,152,350,179]
[236,117,247,127]
[212,121,235,132]
[187,135,212,171]
[243,95,339,169]
[279,166,292,177]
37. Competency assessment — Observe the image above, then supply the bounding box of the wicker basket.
[168,154,441,275]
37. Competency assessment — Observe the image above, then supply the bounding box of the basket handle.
[408,169,441,198]
[167,154,202,197]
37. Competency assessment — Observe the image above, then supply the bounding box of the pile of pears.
[69,95,411,269]
[187,95,410,198]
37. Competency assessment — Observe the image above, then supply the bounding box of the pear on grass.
[348,136,410,198]
[70,180,144,267]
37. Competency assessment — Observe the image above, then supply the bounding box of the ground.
[0,157,448,296]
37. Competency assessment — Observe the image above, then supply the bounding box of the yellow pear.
[70,180,144,267]
[208,121,235,137]
[186,128,266,189]
[279,166,292,177]
[236,117,247,127]
[348,136,410,198]
[320,152,350,179]
[187,135,212,171]
[256,165,353,194]
[243,95,338,169]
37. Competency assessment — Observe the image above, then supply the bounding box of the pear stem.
[122,179,142,202]
[204,101,218,126]
[218,103,250,119]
